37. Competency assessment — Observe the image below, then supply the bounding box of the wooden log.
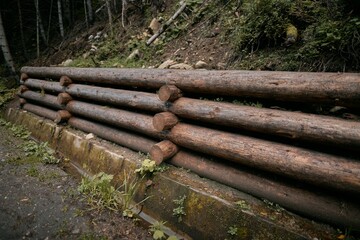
[23,103,58,121]
[57,92,72,105]
[20,67,360,107]
[66,101,164,139]
[20,73,29,81]
[65,84,166,112]
[153,112,178,131]
[59,76,72,86]
[150,140,179,164]
[158,85,182,102]
[19,85,29,93]
[166,123,360,193]
[23,78,64,93]
[20,91,65,110]
[19,98,27,106]
[67,116,360,228]
[55,110,72,123]
[169,97,360,149]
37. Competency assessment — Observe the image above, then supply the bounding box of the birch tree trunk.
[0,11,16,75]
[86,0,94,25]
[57,0,65,38]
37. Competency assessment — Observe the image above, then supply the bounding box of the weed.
[135,159,168,176]
[232,100,263,108]
[235,200,251,210]
[149,221,179,240]
[227,226,238,236]
[22,141,59,164]
[26,165,40,177]
[172,195,187,222]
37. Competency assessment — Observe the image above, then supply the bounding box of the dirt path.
[0,122,151,240]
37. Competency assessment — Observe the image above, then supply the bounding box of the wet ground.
[0,122,151,240]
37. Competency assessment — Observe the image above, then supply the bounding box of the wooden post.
[55,110,72,123]
[20,73,29,81]
[57,92,72,105]
[158,85,182,102]
[60,75,72,86]
[150,140,179,165]
[153,112,179,131]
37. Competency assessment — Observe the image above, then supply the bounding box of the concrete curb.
[5,107,338,240]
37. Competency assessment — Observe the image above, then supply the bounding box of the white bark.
[0,11,16,74]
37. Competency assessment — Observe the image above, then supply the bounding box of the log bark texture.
[165,123,360,193]
[150,140,179,164]
[21,67,360,107]
[66,116,360,228]
[23,78,64,93]
[65,84,166,112]
[66,101,163,139]
[169,98,360,149]
[153,112,178,131]
[158,85,182,102]
[20,91,65,110]
[23,103,58,121]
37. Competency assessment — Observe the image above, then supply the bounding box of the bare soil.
[0,123,151,240]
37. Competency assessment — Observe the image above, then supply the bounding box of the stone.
[169,63,193,70]
[158,59,177,69]
[217,62,226,70]
[85,133,95,140]
[149,18,161,34]
[127,49,140,61]
[195,60,208,69]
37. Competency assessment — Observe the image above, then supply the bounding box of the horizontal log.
[23,103,58,121]
[60,76,72,86]
[165,123,360,193]
[23,78,64,93]
[68,117,155,153]
[153,112,178,131]
[62,85,360,148]
[169,98,360,149]
[21,67,360,107]
[65,84,166,112]
[66,101,163,139]
[57,92,72,105]
[55,110,72,123]
[67,116,360,228]
[150,140,179,164]
[20,91,65,110]
[158,85,182,102]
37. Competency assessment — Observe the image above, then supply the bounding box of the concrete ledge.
[5,107,338,240]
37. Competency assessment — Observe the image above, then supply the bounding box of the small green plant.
[135,159,169,176]
[22,141,59,164]
[235,200,251,210]
[26,165,40,177]
[172,195,187,222]
[149,221,179,240]
[227,226,238,236]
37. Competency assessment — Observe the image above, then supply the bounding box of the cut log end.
[20,73,29,81]
[55,110,72,123]
[60,76,73,86]
[19,85,29,93]
[19,98,27,106]
[150,140,179,165]
[153,112,179,132]
[57,92,73,105]
[158,85,182,102]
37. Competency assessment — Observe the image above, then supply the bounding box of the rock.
[62,59,73,67]
[158,59,177,69]
[195,60,208,69]
[169,63,193,70]
[71,228,81,235]
[149,18,161,34]
[88,35,94,41]
[127,49,140,61]
[85,133,95,140]
[82,52,90,59]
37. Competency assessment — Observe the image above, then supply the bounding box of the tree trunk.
[23,103,58,121]
[0,12,16,75]
[20,91,65,110]
[105,0,113,33]
[47,0,54,41]
[23,78,65,94]
[57,0,64,38]
[86,0,94,25]
[34,0,48,44]
[17,0,28,60]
